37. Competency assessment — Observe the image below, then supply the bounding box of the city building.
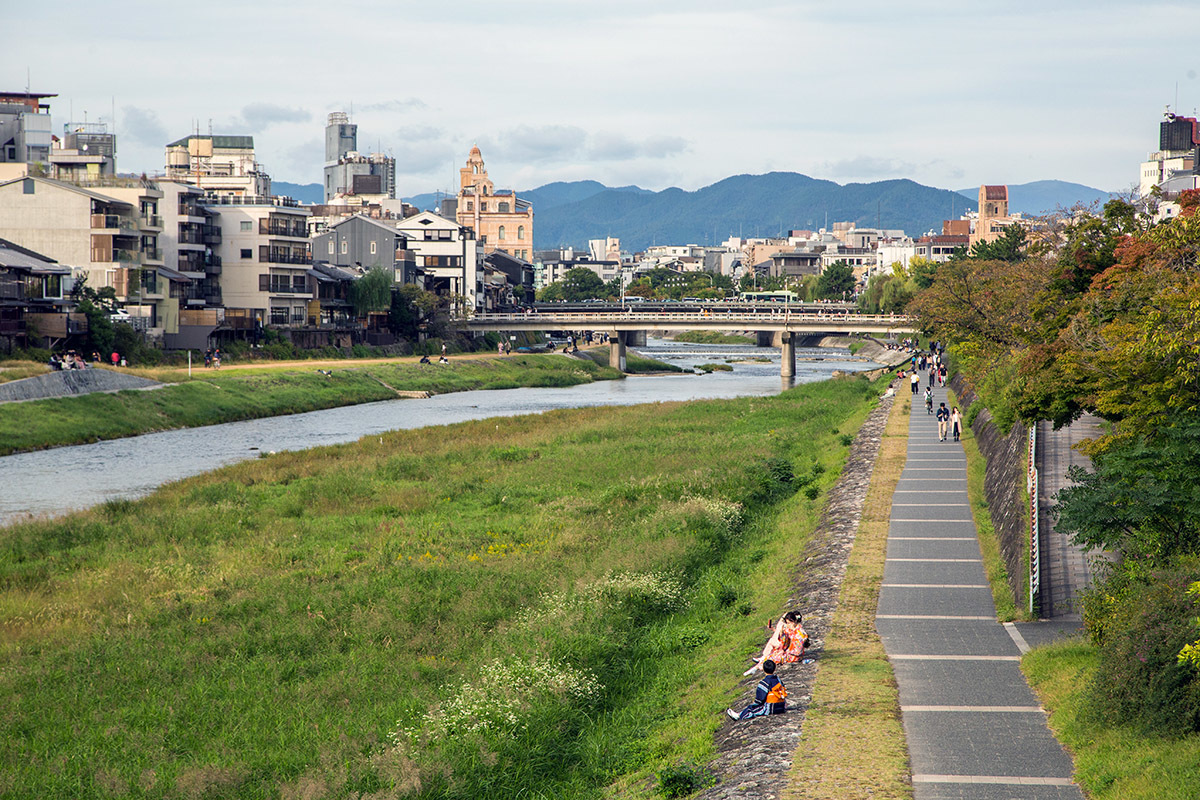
[0,91,55,181]
[1139,109,1200,220]
[0,237,75,351]
[202,194,311,329]
[396,211,482,313]
[312,214,420,285]
[0,175,190,337]
[164,134,271,197]
[455,146,533,260]
[969,185,1019,249]
[322,112,396,202]
[48,122,117,182]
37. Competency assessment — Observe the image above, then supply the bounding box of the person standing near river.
[950,406,963,442]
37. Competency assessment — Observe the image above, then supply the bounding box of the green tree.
[75,298,114,356]
[350,266,394,317]
[536,281,564,302]
[561,267,606,301]
[968,223,1027,262]
[815,261,856,299]
[909,256,938,289]
[388,284,445,339]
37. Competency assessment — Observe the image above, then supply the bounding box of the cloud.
[241,103,311,129]
[479,126,688,164]
[817,155,916,180]
[394,124,445,141]
[588,133,687,160]
[121,106,168,147]
[358,98,428,113]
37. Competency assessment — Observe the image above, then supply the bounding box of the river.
[0,339,882,526]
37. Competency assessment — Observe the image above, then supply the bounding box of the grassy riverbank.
[1024,639,1200,799]
[672,331,755,345]
[0,354,623,456]
[0,373,887,799]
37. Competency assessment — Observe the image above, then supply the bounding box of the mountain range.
[273,175,1113,253]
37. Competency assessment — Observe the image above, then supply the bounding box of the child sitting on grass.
[726,659,787,720]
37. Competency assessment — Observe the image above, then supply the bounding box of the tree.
[350,266,394,317]
[388,285,446,340]
[908,257,938,289]
[968,223,1027,262]
[1054,417,1200,564]
[560,267,606,301]
[815,261,855,299]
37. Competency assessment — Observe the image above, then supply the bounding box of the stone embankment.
[949,374,1029,608]
[0,369,162,404]
[698,386,896,799]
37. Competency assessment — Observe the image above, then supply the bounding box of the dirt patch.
[698,384,898,799]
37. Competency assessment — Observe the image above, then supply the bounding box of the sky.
[5,1,1199,198]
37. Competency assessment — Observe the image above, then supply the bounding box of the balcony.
[178,229,204,245]
[178,202,204,217]
[91,214,140,235]
[202,225,222,244]
[142,214,163,228]
[268,282,312,295]
[203,194,299,208]
[142,248,163,262]
[112,248,143,264]
[259,249,312,265]
[259,219,309,237]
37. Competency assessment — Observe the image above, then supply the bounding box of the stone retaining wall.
[0,369,162,403]
[949,374,1028,606]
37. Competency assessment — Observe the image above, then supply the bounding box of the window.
[341,240,348,254]
[370,241,377,255]
[466,202,473,211]
[480,202,487,212]
[240,220,252,231]
[517,225,524,241]
[498,202,509,213]
[327,241,334,254]
[23,178,34,194]
[240,248,252,259]
[498,225,506,240]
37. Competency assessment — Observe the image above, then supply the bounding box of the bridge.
[463,303,918,377]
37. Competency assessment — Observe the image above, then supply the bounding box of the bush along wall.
[950,373,1029,611]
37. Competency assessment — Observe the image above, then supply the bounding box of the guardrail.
[1027,425,1040,616]
[468,310,914,326]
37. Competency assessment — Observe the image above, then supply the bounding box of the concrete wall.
[950,373,1028,607]
[0,368,160,403]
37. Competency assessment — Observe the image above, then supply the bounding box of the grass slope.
[1024,640,1200,799]
[0,374,887,799]
[0,355,622,456]
[672,332,755,346]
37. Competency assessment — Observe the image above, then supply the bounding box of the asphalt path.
[877,383,1083,800]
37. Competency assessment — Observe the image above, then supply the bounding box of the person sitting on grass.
[727,659,787,720]
[745,611,810,676]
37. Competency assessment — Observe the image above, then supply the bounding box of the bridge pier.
[627,330,647,347]
[780,332,795,380]
[756,330,775,348]
[608,331,627,371]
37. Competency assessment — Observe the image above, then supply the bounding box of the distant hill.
[956,180,1115,216]
[534,173,976,252]
[272,181,323,205]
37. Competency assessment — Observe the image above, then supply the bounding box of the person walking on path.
[910,371,921,395]
[950,406,963,442]
[924,387,933,414]
[936,402,950,441]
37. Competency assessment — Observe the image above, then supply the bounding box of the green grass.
[1024,639,1200,799]
[696,363,734,373]
[576,348,685,374]
[0,373,888,799]
[0,360,50,384]
[672,331,754,345]
[0,356,621,456]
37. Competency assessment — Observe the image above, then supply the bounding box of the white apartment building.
[203,195,311,327]
[396,211,482,314]
[165,135,271,197]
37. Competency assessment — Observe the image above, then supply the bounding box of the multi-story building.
[396,211,481,313]
[0,175,191,337]
[165,134,271,197]
[312,214,420,285]
[0,237,75,351]
[0,91,55,181]
[203,194,311,328]
[322,112,396,202]
[455,146,533,260]
[48,122,117,182]
[1139,110,1200,220]
[969,185,1016,249]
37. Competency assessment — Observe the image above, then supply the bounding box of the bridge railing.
[467,310,914,326]
[1028,425,1040,616]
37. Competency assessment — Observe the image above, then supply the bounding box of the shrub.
[657,762,715,798]
[1081,560,1200,734]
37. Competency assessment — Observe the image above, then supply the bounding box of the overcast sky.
[6,1,1198,197]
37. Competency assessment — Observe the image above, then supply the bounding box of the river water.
[0,339,881,526]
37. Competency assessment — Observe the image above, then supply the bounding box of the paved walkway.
[877,383,1083,800]
[1036,416,1109,619]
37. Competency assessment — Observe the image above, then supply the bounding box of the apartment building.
[0,175,190,336]
[312,214,420,285]
[0,91,54,182]
[396,211,481,313]
[165,134,271,197]
[48,122,117,182]
[204,194,311,328]
[323,112,396,202]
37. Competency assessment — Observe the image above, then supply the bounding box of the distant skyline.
[6,1,1198,197]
